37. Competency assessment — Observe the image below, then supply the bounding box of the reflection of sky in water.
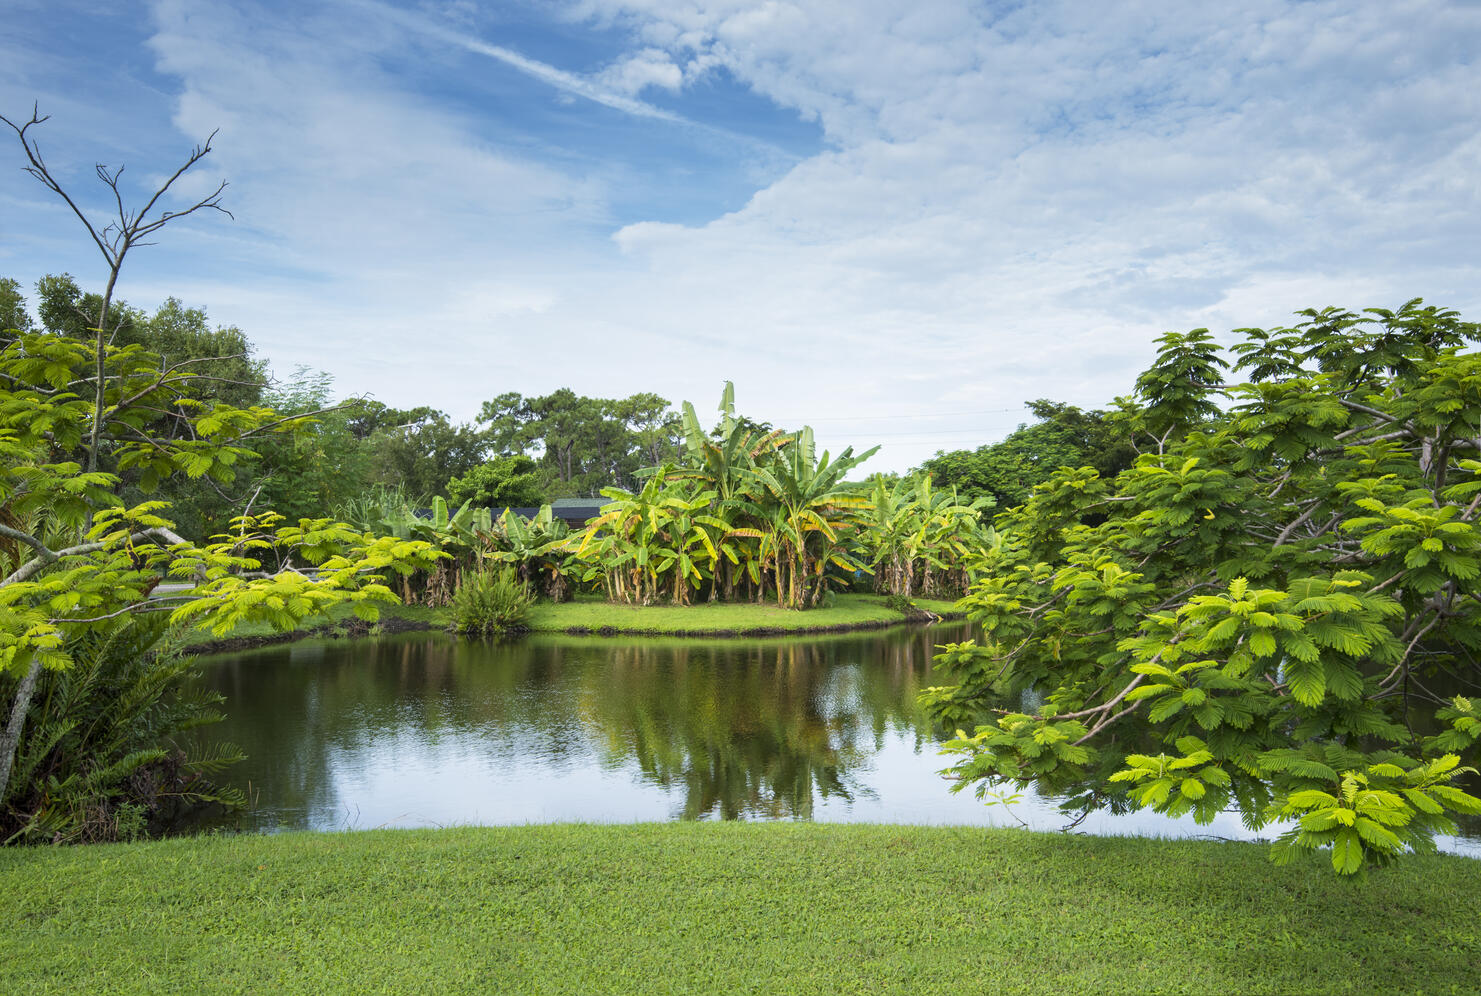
[197,631,1481,859]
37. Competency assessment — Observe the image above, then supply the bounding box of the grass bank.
[4,823,1477,994]
[526,592,963,636]
[176,593,965,651]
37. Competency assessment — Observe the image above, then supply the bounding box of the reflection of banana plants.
[581,641,880,819]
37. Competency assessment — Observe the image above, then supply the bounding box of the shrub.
[2,614,244,844]
[449,565,535,636]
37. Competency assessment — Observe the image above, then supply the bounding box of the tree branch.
[1,526,196,587]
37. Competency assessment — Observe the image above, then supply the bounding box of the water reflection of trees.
[197,626,970,827]
[547,627,958,820]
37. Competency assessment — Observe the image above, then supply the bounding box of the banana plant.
[482,504,576,600]
[744,427,878,608]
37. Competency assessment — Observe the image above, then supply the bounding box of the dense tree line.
[1,275,682,539]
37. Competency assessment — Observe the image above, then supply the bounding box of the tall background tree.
[917,400,1136,512]
[480,389,680,496]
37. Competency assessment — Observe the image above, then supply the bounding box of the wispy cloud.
[346,0,688,123]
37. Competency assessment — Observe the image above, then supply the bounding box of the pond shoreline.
[181,596,966,654]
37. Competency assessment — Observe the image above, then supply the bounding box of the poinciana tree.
[923,300,1481,875]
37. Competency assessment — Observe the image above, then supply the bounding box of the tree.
[0,278,31,334]
[0,109,439,811]
[2,106,230,476]
[923,301,1481,875]
[480,388,680,495]
[364,407,488,499]
[918,400,1134,511]
[446,455,545,509]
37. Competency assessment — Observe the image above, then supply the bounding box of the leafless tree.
[0,104,232,473]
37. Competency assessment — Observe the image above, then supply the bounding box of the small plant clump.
[449,566,535,636]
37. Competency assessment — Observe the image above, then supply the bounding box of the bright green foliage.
[923,300,1481,874]
[340,494,492,606]
[0,330,440,817]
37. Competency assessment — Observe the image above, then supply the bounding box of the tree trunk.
[85,264,121,475]
[0,655,44,803]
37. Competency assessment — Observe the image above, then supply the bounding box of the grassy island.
[526,592,963,636]
[4,823,1478,994]
[177,592,965,652]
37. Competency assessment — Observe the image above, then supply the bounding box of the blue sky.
[3,0,1480,472]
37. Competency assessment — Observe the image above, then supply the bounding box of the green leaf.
[1331,827,1364,875]
[1286,657,1326,706]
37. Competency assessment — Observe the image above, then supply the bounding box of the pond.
[193,625,1481,855]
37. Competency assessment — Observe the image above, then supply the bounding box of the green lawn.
[526,592,963,635]
[175,592,964,650]
[4,823,1477,994]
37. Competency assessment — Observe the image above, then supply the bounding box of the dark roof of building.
[414,501,605,523]
[503,502,604,522]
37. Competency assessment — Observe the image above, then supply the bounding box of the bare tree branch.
[2,106,230,475]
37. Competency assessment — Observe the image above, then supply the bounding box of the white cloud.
[540,0,1481,467]
[8,0,1480,476]
[598,48,683,95]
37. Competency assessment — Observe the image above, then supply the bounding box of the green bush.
[1,614,244,844]
[449,565,535,636]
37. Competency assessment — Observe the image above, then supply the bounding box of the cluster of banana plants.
[478,505,579,601]
[571,383,998,610]
[339,491,583,604]
[576,475,726,606]
[856,474,997,599]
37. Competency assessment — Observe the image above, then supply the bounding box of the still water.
[195,626,1480,855]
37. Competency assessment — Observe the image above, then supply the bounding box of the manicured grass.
[4,823,1477,994]
[525,592,963,635]
[175,593,963,650]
